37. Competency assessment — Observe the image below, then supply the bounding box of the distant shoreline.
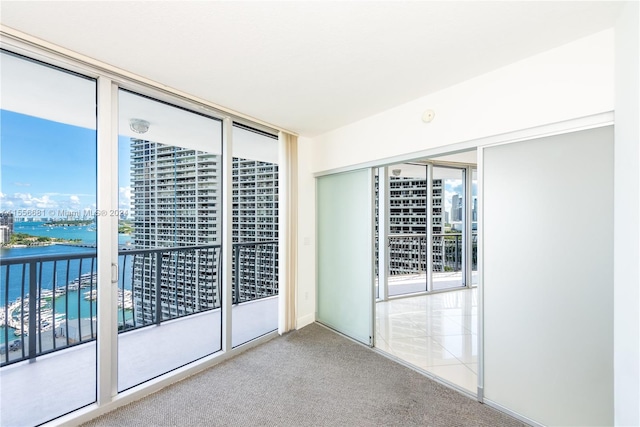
[1,232,82,249]
[2,241,89,249]
[44,220,93,227]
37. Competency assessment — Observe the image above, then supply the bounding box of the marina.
[0,276,133,337]
[0,274,133,342]
[1,222,134,344]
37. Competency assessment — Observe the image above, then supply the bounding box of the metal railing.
[432,233,463,272]
[387,232,477,275]
[232,241,278,304]
[1,251,98,366]
[388,234,427,275]
[118,244,222,332]
[1,241,279,366]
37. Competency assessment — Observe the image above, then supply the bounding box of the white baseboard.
[296,313,315,329]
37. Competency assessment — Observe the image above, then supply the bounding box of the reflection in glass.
[117,90,222,391]
[432,166,465,291]
[385,163,428,297]
[0,51,97,426]
[471,169,478,285]
[231,124,279,347]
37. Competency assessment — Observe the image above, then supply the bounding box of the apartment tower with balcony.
[231,157,279,302]
[0,212,14,244]
[130,140,222,324]
[387,176,444,275]
[130,138,279,324]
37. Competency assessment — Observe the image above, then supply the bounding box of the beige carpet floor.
[82,323,525,426]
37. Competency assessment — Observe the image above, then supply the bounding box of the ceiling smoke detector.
[130,118,150,134]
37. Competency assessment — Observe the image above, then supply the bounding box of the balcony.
[0,242,278,426]
[382,233,478,296]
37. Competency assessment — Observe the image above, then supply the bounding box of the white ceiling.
[0,1,624,137]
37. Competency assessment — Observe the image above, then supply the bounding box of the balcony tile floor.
[376,287,478,394]
[0,297,277,427]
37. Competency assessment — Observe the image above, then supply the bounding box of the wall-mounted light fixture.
[130,118,150,134]
[392,169,402,177]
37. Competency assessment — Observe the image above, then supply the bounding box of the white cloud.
[1,193,59,211]
[0,192,14,208]
[119,186,132,210]
[34,194,58,209]
[69,195,81,208]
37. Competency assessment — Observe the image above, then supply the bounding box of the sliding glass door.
[376,163,471,298]
[317,169,374,346]
[470,168,478,285]
[385,163,428,296]
[117,90,223,391]
[0,51,98,426]
[231,124,279,347]
[431,166,465,291]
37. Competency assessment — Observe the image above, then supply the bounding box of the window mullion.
[96,76,119,404]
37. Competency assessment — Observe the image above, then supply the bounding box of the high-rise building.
[0,212,14,244]
[451,194,463,222]
[130,139,279,325]
[387,176,443,275]
[431,178,445,272]
[472,197,478,223]
[130,140,222,324]
[231,158,279,302]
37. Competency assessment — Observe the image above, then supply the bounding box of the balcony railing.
[1,241,279,367]
[232,241,278,304]
[385,233,477,276]
[1,251,98,366]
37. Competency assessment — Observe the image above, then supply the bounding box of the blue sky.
[443,180,478,221]
[1,110,132,218]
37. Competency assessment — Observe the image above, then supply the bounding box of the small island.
[44,219,133,234]
[118,220,133,235]
[1,232,81,248]
[44,219,93,227]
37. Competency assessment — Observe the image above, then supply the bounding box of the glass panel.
[317,169,373,346]
[386,163,427,296]
[117,90,222,391]
[231,124,278,347]
[471,168,478,285]
[433,166,465,290]
[374,168,380,300]
[0,51,97,425]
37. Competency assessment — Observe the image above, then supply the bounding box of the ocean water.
[11,221,131,246]
[1,223,133,343]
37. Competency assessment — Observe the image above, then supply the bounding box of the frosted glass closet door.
[482,126,613,426]
[317,169,374,345]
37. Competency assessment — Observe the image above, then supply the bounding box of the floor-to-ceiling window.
[470,168,478,285]
[0,50,98,426]
[116,90,224,391]
[385,163,428,296]
[231,123,279,347]
[0,47,284,426]
[375,154,478,394]
[377,161,474,298]
[432,166,466,291]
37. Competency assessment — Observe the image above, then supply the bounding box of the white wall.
[614,2,640,425]
[296,136,316,328]
[311,30,614,173]
[296,29,616,328]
